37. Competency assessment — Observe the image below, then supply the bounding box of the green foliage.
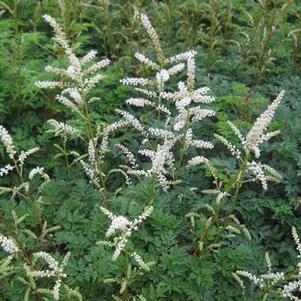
[0,1,301,301]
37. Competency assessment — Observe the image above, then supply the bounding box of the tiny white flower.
[0,234,19,254]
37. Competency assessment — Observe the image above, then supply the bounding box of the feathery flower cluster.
[215,191,230,205]
[161,82,214,103]
[247,161,268,190]
[131,252,150,271]
[126,97,152,107]
[188,156,207,166]
[0,126,46,192]
[121,77,150,87]
[188,156,217,178]
[88,139,96,165]
[36,15,110,120]
[134,87,157,98]
[35,80,67,89]
[56,94,80,114]
[0,125,16,159]
[134,52,159,70]
[116,144,138,169]
[189,139,214,149]
[156,69,170,89]
[134,10,164,62]
[160,81,215,132]
[116,110,146,135]
[100,206,153,261]
[0,234,19,254]
[236,228,301,300]
[166,50,197,64]
[292,227,301,265]
[129,138,176,191]
[188,155,220,189]
[115,12,215,190]
[282,282,301,301]
[218,91,284,159]
[236,269,283,291]
[47,119,79,136]
[80,160,97,183]
[187,54,195,90]
[246,161,282,190]
[210,90,284,191]
[27,251,71,300]
[227,121,245,143]
[0,164,14,177]
[98,120,127,161]
[214,134,241,159]
[18,147,40,165]
[167,63,186,76]
[29,167,50,182]
[245,90,285,156]
[281,227,301,300]
[77,120,127,183]
[105,215,131,238]
[265,252,272,272]
[148,127,175,139]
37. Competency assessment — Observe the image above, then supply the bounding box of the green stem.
[61,136,71,180]
[12,156,42,224]
[198,153,250,247]
[176,137,186,172]
[80,91,108,206]
[121,251,130,301]
[232,156,249,206]
[175,119,192,177]
[13,0,22,104]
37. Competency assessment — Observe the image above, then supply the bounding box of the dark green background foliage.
[0,0,301,300]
